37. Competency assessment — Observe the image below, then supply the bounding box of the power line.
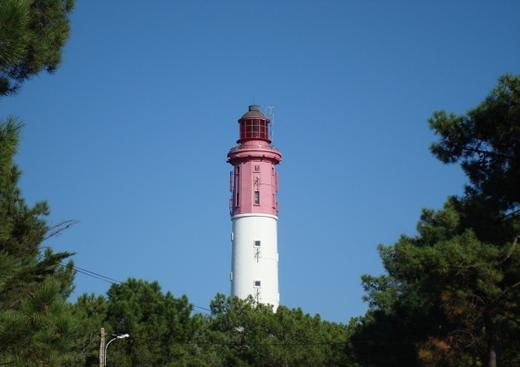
[74,265,121,284]
[68,261,212,313]
[193,305,212,312]
[52,256,389,348]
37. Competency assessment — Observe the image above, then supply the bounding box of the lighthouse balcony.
[227,144,282,164]
[228,143,280,153]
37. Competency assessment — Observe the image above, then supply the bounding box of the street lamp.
[104,333,129,366]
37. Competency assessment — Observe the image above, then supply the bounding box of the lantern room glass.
[240,119,269,141]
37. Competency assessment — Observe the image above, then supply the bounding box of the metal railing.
[229,144,279,153]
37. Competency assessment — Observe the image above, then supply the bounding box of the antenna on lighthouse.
[266,105,275,141]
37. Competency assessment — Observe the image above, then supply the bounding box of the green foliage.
[353,75,520,367]
[94,279,202,367]
[352,203,520,366]
[429,74,519,209]
[203,294,354,367]
[0,0,75,96]
[69,294,108,366]
[0,119,79,366]
[429,74,520,244]
[71,286,355,367]
[0,2,78,362]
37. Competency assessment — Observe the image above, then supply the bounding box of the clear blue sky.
[3,0,520,322]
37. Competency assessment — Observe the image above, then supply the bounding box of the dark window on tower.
[254,240,261,247]
[254,280,261,287]
[254,191,260,205]
[234,166,240,207]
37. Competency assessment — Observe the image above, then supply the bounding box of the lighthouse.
[227,105,282,310]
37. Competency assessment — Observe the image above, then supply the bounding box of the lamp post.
[104,333,129,366]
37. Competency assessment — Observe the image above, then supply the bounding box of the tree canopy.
[0,119,79,366]
[429,74,520,244]
[351,74,520,367]
[69,284,356,367]
[0,0,75,96]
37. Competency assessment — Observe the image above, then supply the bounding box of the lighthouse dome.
[239,105,270,121]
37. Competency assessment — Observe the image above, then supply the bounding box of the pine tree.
[0,0,75,96]
[206,294,355,367]
[0,119,78,366]
[352,75,520,367]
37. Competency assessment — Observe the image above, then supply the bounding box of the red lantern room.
[238,105,271,143]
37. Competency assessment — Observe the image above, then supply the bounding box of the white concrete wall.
[231,213,279,310]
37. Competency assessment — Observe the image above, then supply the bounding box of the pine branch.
[461,146,513,160]
[501,235,519,264]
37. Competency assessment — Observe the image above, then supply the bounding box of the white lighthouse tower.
[227,105,282,310]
